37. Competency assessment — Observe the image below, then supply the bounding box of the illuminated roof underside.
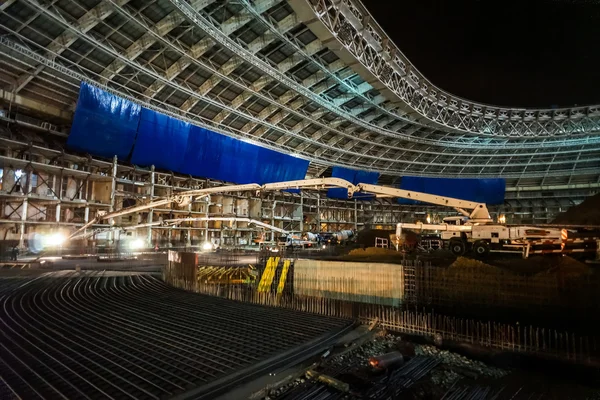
[0,0,599,189]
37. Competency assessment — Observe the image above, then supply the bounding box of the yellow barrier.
[196,265,254,284]
[257,257,280,292]
[276,260,291,294]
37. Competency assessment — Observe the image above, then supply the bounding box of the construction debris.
[416,345,508,381]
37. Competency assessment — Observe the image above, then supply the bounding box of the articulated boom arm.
[69,178,490,239]
[356,184,490,221]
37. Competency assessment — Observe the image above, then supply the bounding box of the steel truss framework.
[307,0,600,137]
[0,0,598,186]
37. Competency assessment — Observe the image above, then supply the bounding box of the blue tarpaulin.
[180,126,309,184]
[327,166,380,199]
[130,109,191,172]
[398,177,506,205]
[67,84,309,184]
[67,82,141,159]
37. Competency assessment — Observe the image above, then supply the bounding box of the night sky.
[360,0,600,108]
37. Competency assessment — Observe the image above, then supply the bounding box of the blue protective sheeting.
[67,84,309,184]
[398,177,506,205]
[130,109,191,171]
[181,126,309,184]
[67,82,141,159]
[327,167,380,199]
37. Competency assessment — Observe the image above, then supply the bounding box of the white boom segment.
[356,183,491,221]
[69,178,492,239]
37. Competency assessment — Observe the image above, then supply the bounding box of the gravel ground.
[266,332,600,400]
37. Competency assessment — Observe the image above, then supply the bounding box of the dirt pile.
[552,192,600,225]
[534,255,591,279]
[348,247,400,257]
[448,257,505,276]
[449,256,591,279]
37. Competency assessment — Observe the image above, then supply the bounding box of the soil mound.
[348,247,399,257]
[552,192,600,225]
[450,256,591,278]
[449,257,505,275]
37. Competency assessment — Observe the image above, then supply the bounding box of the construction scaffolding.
[0,126,457,252]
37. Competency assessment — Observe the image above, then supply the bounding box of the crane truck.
[66,178,598,259]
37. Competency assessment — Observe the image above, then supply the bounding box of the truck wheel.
[449,240,466,256]
[473,241,490,257]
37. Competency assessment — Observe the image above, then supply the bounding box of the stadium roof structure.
[1,0,599,189]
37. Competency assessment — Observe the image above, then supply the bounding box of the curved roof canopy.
[0,0,598,189]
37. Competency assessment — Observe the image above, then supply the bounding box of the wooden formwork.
[163,251,198,291]
[293,259,404,306]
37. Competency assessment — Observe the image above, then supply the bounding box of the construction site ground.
[261,330,600,400]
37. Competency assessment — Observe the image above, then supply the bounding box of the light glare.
[44,233,66,247]
[130,238,145,250]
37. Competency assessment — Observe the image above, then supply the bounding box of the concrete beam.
[505,183,600,192]
[13,0,132,95]
[0,0,16,12]
[0,89,72,120]
[100,12,187,82]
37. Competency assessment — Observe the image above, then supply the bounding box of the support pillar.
[354,199,358,230]
[187,201,192,247]
[19,170,33,248]
[204,194,210,243]
[300,192,304,232]
[271,200,276,242]
[108,155,117,243]
[19,199,27,249]
[56,167,63,226]
[147,165,155,246]
[316,194,321,232]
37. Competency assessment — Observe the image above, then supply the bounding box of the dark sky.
[360,0,600,108]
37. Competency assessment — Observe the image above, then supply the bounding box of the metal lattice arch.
[0,0,599,194]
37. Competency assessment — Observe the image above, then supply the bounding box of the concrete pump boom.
[356,183,491,222]
[69,178,490,239]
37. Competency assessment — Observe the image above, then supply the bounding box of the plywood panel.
[293,259,404,306]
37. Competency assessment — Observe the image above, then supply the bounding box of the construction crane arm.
[356,183,491,221]
[262,178,356,197]
[69,184,263,239]
[69,178,491,240]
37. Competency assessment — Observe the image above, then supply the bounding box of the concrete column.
[57,168,63,225]
[19,199,27,249]
[271,201,276,242]
[204,194,210,243]
[316,194,321,232]
[187,201,192,247]
[147,165,155,246]
[108,156,117,243]
[300,192,304,232]
[354,199,358,230]
[83,206,90,245]
[109,155,118,213]
[19,170,33,248]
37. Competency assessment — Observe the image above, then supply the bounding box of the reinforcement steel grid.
[0,272,352,399]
